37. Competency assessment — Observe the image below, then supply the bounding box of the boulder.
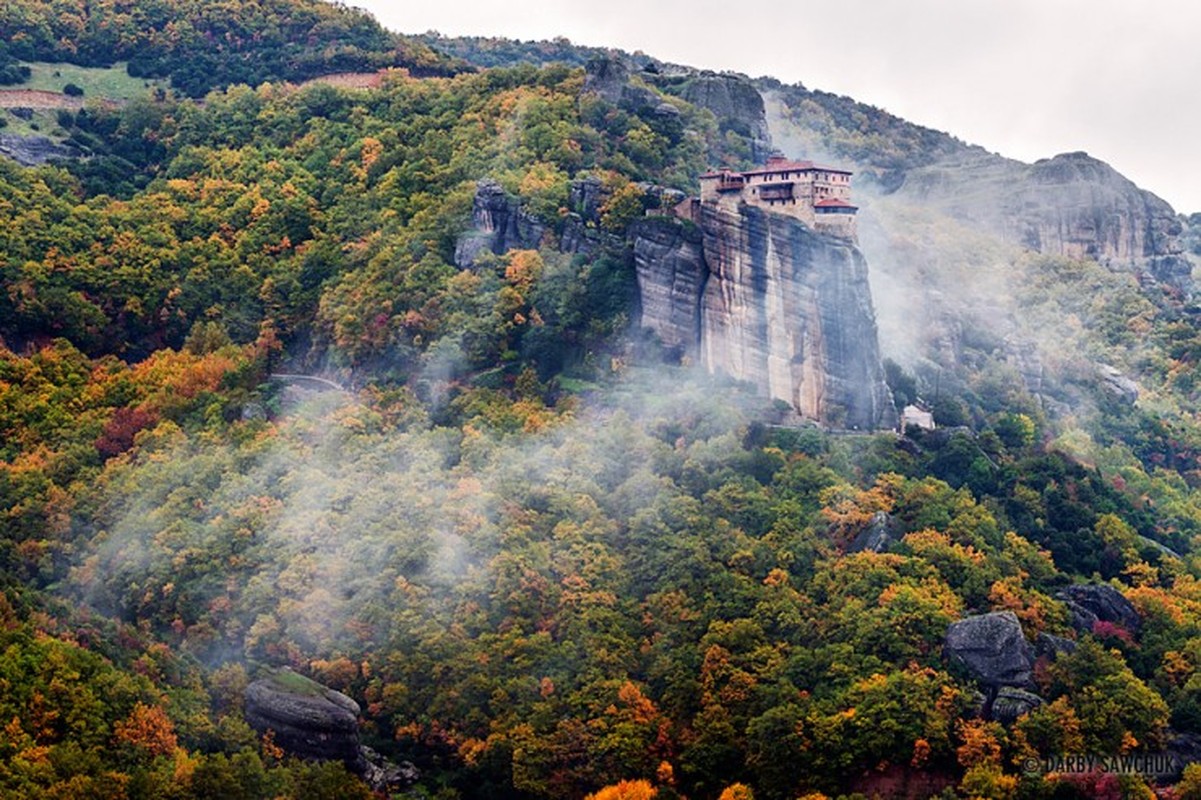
[1058,583,1141,634]
[244,670,363,768]
[990,687,1044,724]
[1098,364,1139,406]
[1035,631,1077,660]
[944,611,1033,688]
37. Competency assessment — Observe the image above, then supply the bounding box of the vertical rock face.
[630,217,707,359]
[895,150,1192,296]
[454,180,545,268]
[697,204,896,430]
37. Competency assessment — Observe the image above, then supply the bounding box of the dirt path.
[299,71,385,90]
[0,90,84,110]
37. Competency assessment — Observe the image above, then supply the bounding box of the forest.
[4,2,1201,799]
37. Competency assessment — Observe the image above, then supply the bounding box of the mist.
[70,361,778,670]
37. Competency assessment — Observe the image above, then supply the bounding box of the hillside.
[2,8,1201,800]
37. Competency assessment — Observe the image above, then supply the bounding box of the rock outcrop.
[454,180,545,268]
[698,204,897,430]
[245,670,416,792]
[990,687,1043,724]
[1058,583,1141,634]
[0,134,80,166]
[245,670,364,768]
[895,150,1192,296]
[663,71,772,162]
[944,611,1034,688]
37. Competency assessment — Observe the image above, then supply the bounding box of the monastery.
[694,155,858,238]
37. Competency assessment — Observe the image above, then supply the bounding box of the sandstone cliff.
[631,206,897,430]
[630,216,707,360]
[698,205,897,430]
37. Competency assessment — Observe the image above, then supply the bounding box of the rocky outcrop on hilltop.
[662,71,773,162]
[1019,152,1183,263]
[454,180,545,268]
[584,55,774,163]
[895,150,1192,296]
[698,204,897,430]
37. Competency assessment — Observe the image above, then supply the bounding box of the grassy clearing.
[1,108,63,138]
[20,62,165,101]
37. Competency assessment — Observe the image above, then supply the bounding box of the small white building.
[900,404,936,433]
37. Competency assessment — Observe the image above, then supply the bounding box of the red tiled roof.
[701,161,853,179]
[745,164,852,177]
[814,197,858,209]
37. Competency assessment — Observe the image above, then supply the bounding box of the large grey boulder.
[944,611,1034,688]
[1058,583,1141,634]
[245,670,364,768]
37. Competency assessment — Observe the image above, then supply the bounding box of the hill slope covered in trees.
[3,6,1201,800]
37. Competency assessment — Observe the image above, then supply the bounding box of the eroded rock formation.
[628,203,896,429]
[245,670,364,768]
[944,610,1034,689]
[630,217,707,360]
[454,180,545,268]
[698,205,896,430]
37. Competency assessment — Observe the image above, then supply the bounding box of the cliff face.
[631,206,896,430]
[454,179,545,268]
[664,72,773,163]
[892,151,1192,295]
[698,205,897,429]
[630,217,707,360]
